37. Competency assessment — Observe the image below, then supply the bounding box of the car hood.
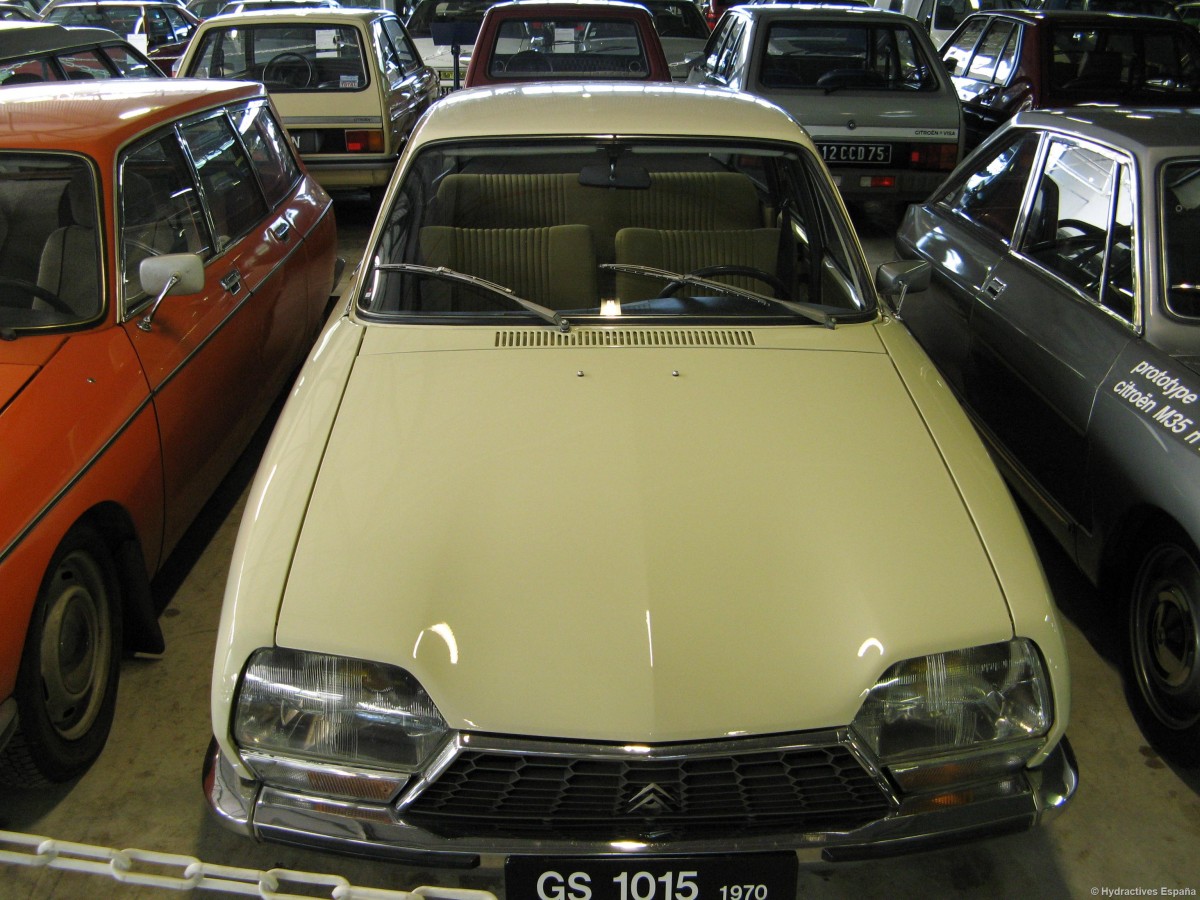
[275,325,1015,742]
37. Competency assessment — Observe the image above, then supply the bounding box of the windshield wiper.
[372,263,570,332]
[600,263,835,328]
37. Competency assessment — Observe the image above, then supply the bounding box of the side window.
[101,43,158,77]
[231,101,301,209]
[56,49,115,80]
[1017,138,1133,320]
[1163,162,1200,319]
[939,130,1041,241]
[383,19,421,75]
[715,18,745,81]
[120,134,211,308]
[375,22,403,83]
[966,21,1014,83]
[943,18,987,77]
[703,16,735,73]
[144,8,170,44]
[180,114,268,248]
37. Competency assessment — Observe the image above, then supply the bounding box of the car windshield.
[1047,26,1200,97]
[405,0,491,38]
[760,22,939,91]
[1163,160,1200,319]
[186,23,366,90]
[486,17,650,79]
[359,137,874,325]
[0,153,103,333]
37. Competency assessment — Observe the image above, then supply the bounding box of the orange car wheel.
[0,524,123,786]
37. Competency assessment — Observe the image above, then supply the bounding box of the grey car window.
[1163,161,1200,319]
[1018,138,1134,321]
[938,129,1040,242]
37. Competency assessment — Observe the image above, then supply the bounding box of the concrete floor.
[2,196,1200,899]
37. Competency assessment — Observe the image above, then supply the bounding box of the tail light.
[345,130,385,153]
[909,143,959,172]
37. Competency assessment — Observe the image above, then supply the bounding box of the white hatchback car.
[204,82,1074,886]
[177,7,438,196]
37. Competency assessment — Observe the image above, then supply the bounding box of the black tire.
[1127,526,1200,766]
[0,525,122,785]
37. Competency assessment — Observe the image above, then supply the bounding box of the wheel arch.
[75,502,164,657]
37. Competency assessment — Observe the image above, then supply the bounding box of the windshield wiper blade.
[600,263,834,328]
[374,263,570,332]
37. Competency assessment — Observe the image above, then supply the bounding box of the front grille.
[403,739,891,842]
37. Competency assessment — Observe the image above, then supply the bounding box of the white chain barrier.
[0,830,498,900]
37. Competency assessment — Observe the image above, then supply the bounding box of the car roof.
[1010,107,1200,155]
[0,78,265,155]
[0,21,128,56]
[412,82,816,149]
[201,5,388,23]
[960,7,1189,24]
[487,0,653,9]
[729,3,920,20]
[49,1,179,7]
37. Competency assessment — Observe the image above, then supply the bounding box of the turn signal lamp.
[345,129,385,153]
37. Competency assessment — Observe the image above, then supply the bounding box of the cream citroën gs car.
[204,82,1076,895]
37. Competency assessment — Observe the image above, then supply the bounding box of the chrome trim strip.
[284,116,383,126]
[206,732,1077,865]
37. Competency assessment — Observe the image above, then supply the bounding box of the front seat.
[37,170,102,317]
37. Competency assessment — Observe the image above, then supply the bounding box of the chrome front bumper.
[203,736,1077,868]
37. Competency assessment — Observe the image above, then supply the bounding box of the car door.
[897,128,1041,394]
[118,106,290,559]
[943,16,1025,149]
[966,132,1136,540]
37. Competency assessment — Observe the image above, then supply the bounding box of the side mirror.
[138,252,205,332]
[875,259,931,314]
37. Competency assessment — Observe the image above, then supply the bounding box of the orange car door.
[119,109,292,562]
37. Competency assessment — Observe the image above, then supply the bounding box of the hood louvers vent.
[495,329,756,348]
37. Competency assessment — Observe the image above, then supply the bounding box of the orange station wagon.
[0,79,338,785]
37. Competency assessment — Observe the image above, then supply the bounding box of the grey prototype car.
[894,107,1200,764]
[686,4,964,212]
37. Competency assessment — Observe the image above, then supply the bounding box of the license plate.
[819,142,892,165]
[505,852,799,900]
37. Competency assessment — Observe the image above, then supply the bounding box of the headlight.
[850,639,1052,792]
[233,648,450,801]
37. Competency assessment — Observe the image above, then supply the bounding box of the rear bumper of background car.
[824,168,948,204]
[203,735,1077,868]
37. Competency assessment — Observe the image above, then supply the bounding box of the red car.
[464,0,672,86]
[0,79,338,785]
[42,1,200,72]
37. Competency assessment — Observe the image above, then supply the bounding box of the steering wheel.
[504,50,552,73]
[263,52,314,89]
[656,265,792,301]
[0,275,73,314]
